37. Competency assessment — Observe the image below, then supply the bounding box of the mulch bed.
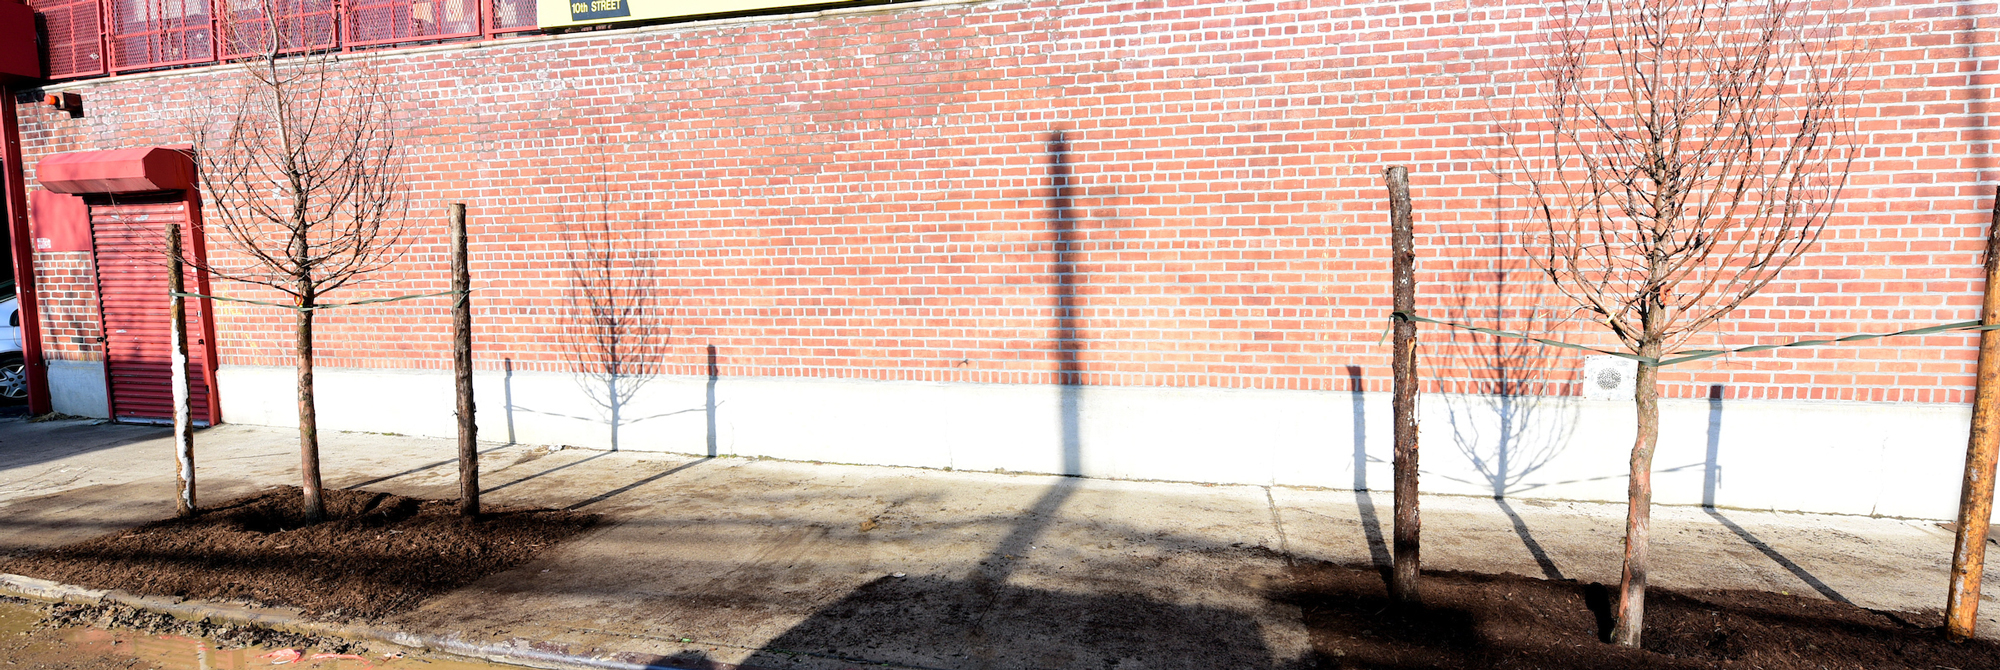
[1282,558,2000,669]
[7,487,1998,669]
[0,486,598,619]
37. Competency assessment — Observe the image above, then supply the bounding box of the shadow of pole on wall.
[942,127,1091,665]
[502,358,517,445]
[1700,383,1851,604]
[1347,365,1392,575]
[1704,383,1723,507]
[706,344,719,458]
[1052,133,1082,479]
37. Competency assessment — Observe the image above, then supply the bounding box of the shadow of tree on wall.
[1435,262,1577,501]
[557,142,673,452]
[1435,254,1578,581]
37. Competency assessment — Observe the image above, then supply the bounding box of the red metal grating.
[217,0,335,58]
[30,0,106,78]
[345,0,480,48]
[105,0,214,72]
[487,0,533,34]
[34,0,547,80]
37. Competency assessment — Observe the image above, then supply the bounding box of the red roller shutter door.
[90,196,221,425]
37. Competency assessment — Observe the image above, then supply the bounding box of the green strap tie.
[1390,311,2000,367]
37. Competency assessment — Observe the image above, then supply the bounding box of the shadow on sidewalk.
[0,419,167,476]
[735,573,1284,670]
[0,481,179,556]
[1701,384,1849,605]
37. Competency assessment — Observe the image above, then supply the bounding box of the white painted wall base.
[216,364,1972,520]
[47,360,108,419]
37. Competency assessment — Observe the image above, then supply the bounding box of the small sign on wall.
[1582,355,1638,401]
[568,0,629,20]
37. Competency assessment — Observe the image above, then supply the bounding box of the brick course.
[14,0,2000,404]
[28,253,101,363]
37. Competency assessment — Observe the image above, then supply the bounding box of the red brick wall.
[29,253,100,363]
[15,0,2000,404]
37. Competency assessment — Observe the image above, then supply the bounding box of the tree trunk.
[1385,165,1421,605]
[607,374,620,452]
[452,203,478,517]
[296,292,325,522]
[167,223,195,517]
[1611,350,1661,647]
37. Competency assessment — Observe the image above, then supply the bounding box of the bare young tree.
[189,20,407,522]
[1494,0,1853,646]
[560,172,668,452]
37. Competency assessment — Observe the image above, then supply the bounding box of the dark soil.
[1282,559,2000,670]
[0,486,599,619]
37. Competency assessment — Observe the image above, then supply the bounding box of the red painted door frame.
[39,147,221,425]
[1,85,52,415]
[85,192,222,425]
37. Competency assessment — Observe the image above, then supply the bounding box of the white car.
[0,291,22,403]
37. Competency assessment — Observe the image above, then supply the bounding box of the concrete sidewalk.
[0,417,1993,669]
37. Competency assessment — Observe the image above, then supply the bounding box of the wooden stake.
[452,203,479,517]
[167,222,196,517]
[1386,165,1421,604]
[1947,185,2000,639]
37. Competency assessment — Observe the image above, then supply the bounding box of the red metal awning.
[38,147,196,194]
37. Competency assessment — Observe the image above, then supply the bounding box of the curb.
[0,573,711,670]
